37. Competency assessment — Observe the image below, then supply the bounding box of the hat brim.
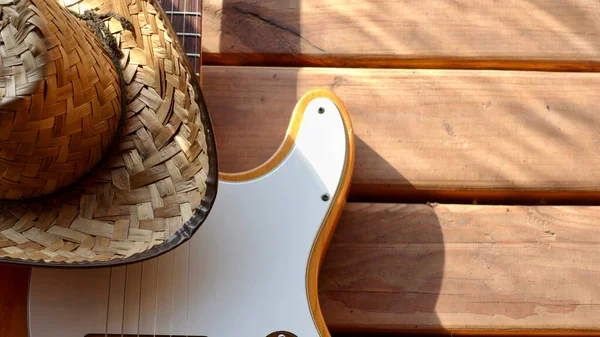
[0,0,218,267]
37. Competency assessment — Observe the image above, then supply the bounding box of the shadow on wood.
[209,1,302,173]
[207,0,443,335]
[321,203,443,335]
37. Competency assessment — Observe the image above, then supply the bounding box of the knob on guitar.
[266,331,298,337]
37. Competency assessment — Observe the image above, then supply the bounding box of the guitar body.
[0,89,354,337]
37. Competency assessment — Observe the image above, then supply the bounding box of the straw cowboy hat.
[0,0,217,266]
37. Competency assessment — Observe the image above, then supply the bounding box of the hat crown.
[0,0,122,200]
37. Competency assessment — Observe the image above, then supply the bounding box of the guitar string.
[185,240,191,337]
[168,0,173,25]
[168,0,174,331]
[194,6,200,73]
[167,0,174,331]
[169,250,175,337]
[164,0,196,332]
[121,264,128,337]
[115,3,201,334]
[181,0,186,76]
[137,262,145,337]
[85,3,198,336]
[105,267,113,337]
[182,5,190,333]
[155,0,173,334]
[154,256,160,337]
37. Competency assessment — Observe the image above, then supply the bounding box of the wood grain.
[202,0,600,70]
[218,89,323,181]
[5,203,600,334]
[203,66,600,204]
[0,264,29,337]
[319,203,600,334]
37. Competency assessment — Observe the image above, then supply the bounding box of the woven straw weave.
[0,0,211,264]
[0,0,122,200]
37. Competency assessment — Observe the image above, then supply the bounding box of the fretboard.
[156,0,202,75]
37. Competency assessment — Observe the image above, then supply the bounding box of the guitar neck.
[155,0,202,75]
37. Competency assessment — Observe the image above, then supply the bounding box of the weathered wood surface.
[204,66,600,204]
[202,0,600,70]
[4,202,600,334]
[197,0,600,335]
[320,203,600,334]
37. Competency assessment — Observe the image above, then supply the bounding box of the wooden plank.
[204,66,600,204]
[320,203,600,334]
[202,0,600,70]
[2,202,600,333]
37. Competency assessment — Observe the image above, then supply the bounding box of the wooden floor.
[201,1,600,335]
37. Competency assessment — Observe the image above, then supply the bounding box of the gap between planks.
[203,55,600,73]
[203,65,600,205]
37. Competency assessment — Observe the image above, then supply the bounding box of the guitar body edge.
[221,88,354,337]
[304,90,354,337]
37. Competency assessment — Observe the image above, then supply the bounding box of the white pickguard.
[28,95,349,337]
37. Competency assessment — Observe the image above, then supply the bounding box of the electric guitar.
[0,88,355,337]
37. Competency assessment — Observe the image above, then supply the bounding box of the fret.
[156,0,202,74]
[164,10,201,15]
[182,0,189,73]
[176,32,201,37]
[177,32,202,37]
